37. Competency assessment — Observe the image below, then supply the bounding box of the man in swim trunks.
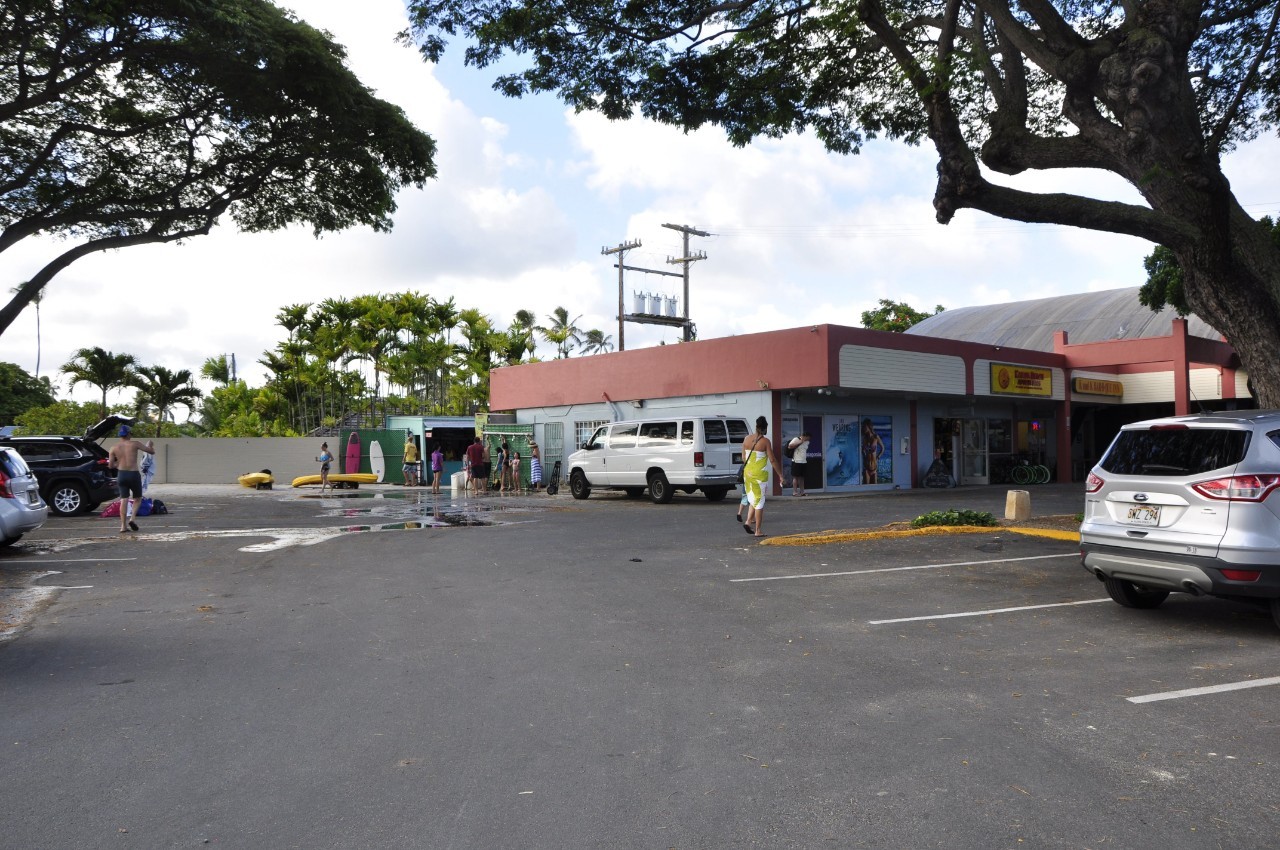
[108,424,156,533]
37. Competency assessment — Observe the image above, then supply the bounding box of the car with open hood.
[0,415,137,516]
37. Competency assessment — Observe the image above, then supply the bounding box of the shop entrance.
[960,418,989,485]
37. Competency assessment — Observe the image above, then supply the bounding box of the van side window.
[586,426,609,450]
[611,423,638,448]
[640,422,677,446]
[727,419,750,442]
[704,420,727,444]
[680,421,694,445]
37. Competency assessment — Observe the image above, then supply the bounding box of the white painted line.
[869,598,1111,625]
[731,553,1077,583]
[31,558,137,563]
[1127,676,1280,704]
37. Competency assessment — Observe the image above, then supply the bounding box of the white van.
[568,416,751,503]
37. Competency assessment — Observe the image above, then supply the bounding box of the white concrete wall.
[102,437,338,485]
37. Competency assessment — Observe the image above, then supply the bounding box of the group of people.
[462,436,543,495]
[400,438,446,492]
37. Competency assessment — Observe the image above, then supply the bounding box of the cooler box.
[450,470,468,491]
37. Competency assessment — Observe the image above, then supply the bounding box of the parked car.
[0,446,48,544]
[1080,410,1280,628]
[0,416,135,517]
[568,416,751,503]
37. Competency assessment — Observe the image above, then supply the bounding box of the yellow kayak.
[291,473,378,488]
[238,471,274,489]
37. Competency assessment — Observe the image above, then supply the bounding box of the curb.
[761,525,1081,546]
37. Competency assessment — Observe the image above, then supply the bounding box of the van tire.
[624,488,645,499]
[1269,598,1280,631]
[703,487,729,502]
[1103,576,1168,609]
[570,470,591,500]
[648,472,674,504]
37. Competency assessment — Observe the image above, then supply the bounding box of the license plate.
[1126,504,1160,526]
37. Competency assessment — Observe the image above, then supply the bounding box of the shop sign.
[990,363,1052,397]
[1072,376,1124,397]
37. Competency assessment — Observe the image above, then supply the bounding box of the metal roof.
[903,287,1222,352]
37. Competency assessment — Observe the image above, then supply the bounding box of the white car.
[0,446,48,545]
[568,416,751,503]
[1081,410,1280,628]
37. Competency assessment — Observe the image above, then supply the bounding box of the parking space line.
[1127,676,1280,704]
[869,598,1110,625]
[731,553,1077,583]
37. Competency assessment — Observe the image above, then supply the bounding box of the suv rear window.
[1100,427,1249,476]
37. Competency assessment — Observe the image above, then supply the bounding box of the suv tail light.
[1085,472,1104,493]
[0,468,11,499]
[694,451,704,468]
[1192,475,1280,502]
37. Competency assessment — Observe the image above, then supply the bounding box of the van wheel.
[569,470,591,500]
[703,487,729,502]
[648,472,674,504]
[624,488,645,499]
[1104,576,1169,609]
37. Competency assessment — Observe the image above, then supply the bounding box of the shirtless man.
[108,424,156,533]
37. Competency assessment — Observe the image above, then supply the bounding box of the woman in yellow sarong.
[741,416,778,537]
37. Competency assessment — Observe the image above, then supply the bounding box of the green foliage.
[0,0,437,336]
[60,347,137,420]
[129,365,203,438]
[0,362,55,425]
[910,509,998,528]
[14,400,125,436]
[861,300,944,333]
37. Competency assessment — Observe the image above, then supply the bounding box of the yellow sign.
[990,363,1052,397]
[1072,377,1124,397]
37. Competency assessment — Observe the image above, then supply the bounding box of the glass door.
[961,418,989,485]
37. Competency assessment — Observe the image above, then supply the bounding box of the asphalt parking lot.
[2,483,1278,848]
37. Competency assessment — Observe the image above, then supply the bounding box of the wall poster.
[824,415,893,488]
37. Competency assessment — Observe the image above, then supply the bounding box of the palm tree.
[536,306,583,359]
[200,355,234,387]
[61,347,137,419]
[130,365,203,437]
[580,329,615,355]
[10,282,43,377]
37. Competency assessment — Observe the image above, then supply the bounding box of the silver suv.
[1081,410,1280,628]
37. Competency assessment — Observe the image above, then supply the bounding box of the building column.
[1172,318,1191,415]
[1057,399,1072,483]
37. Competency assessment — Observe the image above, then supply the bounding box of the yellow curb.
[760,525,1080,546]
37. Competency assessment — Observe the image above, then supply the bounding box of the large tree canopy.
[404,0,1280,403]
[0,0,438,336]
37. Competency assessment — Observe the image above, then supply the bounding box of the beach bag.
[735,463,745,485]
[151,499,168,515]
[136,497,153,516]
[101,500,121,518]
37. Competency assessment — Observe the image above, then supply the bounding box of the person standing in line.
[430,443,445,494]
[497,440,511,492]
[403,436,420,486]
[316,441,334,492]
[741,415,778,538]
[788,432,810,496]
[108,424,156,533]
[465,436,485,496]
[528,442,543,491]
[509,449,522,493]
[861,419,884,484]
[479,438,492,493]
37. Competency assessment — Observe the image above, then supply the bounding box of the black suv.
[0,416,135,516]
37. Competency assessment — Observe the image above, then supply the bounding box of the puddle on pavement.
[294,490,540,530]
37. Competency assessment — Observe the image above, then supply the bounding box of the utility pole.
[662,223,709,341]
[602,239,642,351]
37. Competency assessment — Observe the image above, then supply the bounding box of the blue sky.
[2,0,1278,408]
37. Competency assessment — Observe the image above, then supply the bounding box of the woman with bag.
[741,416,778,538]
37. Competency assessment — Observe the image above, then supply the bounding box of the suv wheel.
[569,470,591,500]
[1269,598,1280,631]
[50,482,89,516]
[1103,576,1169,609]
[648,471,674,504]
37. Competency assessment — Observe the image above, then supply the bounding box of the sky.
[3,0,1279,412]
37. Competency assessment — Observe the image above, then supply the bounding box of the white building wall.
[1190,367,1222,400]
[1118,372,1173,404]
